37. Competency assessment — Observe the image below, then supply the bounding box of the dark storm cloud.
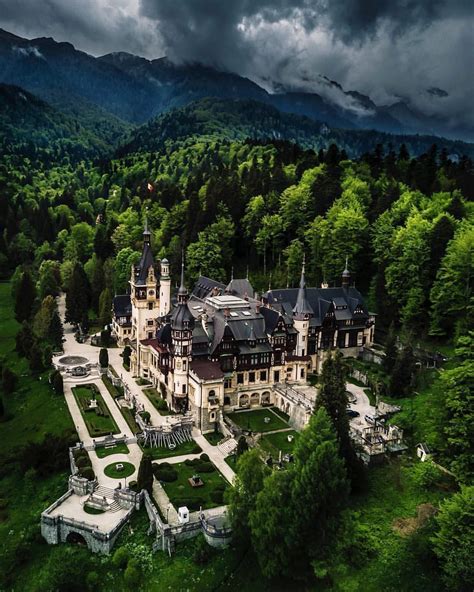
[0,0,162,58]
[0,0,472,127]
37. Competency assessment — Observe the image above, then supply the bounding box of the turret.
[293,255,313,357]
[159,258,171,316]
[342,257,351,290]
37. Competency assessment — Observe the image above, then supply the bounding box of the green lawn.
[160,461,228,511]
[258,430,300,457]
[227,408,289,433]
[141,440,201,460]
[103,461,135,479]
[143,387,175,415]
[71,385,119,437]
[95,442,130,458]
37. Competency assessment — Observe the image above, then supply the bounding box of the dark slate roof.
[190,360,224,381]
[135,242,156,285]
[156,323,172,345]
[259,306,281,334]
[264,286,368,324]
[191,276,226,301]
[113,294,132,317]
[170,302,195,331]
[225,278,255,300]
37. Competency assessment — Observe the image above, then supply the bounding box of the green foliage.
[14,270,36,323]
[441,332,474,482]
[137,453,153,493]
[432,486,474,591]
[1,366,18,395]
[412,461,443,490]
[388,345,417,398]
[99,348,109,368]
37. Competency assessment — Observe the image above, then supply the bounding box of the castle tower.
[293,255,313,357]
[130,222,160,348]
[170,259,195,412]
[159,258,171,316]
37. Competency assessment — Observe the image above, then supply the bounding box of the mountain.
[0,83,129,160]
[0,28,471,143]
[118,98,474,159]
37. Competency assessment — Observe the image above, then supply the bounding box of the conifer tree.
[65,263,90,325]
[99,348,109,369]
[383,323,398,374]
[98,287,112,325]
[47,310,64,351]
[14,269,37,323]
[137,454,153,493]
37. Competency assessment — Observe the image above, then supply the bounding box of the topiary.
[75,457,91,469]
[199,453,210,462]
[210,489,225,504]
[184,459,194,467]
[196,461,215,473]
[128,480,138,492]
[80,467,95,481]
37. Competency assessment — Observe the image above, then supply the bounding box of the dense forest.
[0,88,473,591]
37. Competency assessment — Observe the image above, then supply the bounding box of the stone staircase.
[92,485,123,513]
[218,437,237,456]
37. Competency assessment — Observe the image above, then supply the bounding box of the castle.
[112,227,375,433]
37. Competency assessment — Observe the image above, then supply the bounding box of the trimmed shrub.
[196,461,215,473]
[174,497,205,511]
[80,467,95,481]
[128,480,138,492]
[184,459,194,467]
[210,489,225,504]
[199,453,210,462]
[75,457,91,469]
[153,464,178,482]
[192,444,202,454]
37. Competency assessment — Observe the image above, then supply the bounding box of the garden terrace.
[95,442,130,458]
[258,430,300,457]
[101,375,123,399]
[141,440,202,460]
[156,458,228,511]
[227,407,290,433]
[142,387,174,416]
[71,385,119,437]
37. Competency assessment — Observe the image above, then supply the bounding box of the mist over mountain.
[0,28,472,143]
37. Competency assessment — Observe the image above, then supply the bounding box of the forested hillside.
[120,98,474,159]
[0,83,130,161]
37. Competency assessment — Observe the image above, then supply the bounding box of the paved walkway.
[55,295,236,491]
[346,381,376,431]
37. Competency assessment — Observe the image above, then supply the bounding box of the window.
[182,384,186,394]
[237,373,244,384]
[300,369,305,378]
[148,332,153,339]
[260,370,267,381]
[148,303,153,310]
[274,370,280,382]
[224,378,232,389]
[147,320,154,326]
[183,359,187,370]
[224,396,231,405]
[249,372,255,383]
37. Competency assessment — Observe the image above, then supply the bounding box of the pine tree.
[99,348,109,369]
[389,345,416,397]
[137,454,153,493]
[15,321,31,358]
[98,287,112,326]
[65,263,90,325]
[315,352,366,491]
[14,270,37,323]
[51,370,64,396]
[48,310,64,351]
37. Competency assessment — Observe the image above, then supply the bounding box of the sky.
[0,0,473,124]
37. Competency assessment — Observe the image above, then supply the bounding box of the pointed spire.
[143,208,151,244]
[293,253,313,317]
[178,249,188,303]
[342,255,351,289]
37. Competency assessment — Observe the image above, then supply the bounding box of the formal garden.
[95,441,130,458]
[227,408,289,433]
[155,455,229,511]
[71,384,119,437]
[141,440,202,461]
[104,461,135,479]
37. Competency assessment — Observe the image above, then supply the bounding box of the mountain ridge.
[0,28,471,142]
